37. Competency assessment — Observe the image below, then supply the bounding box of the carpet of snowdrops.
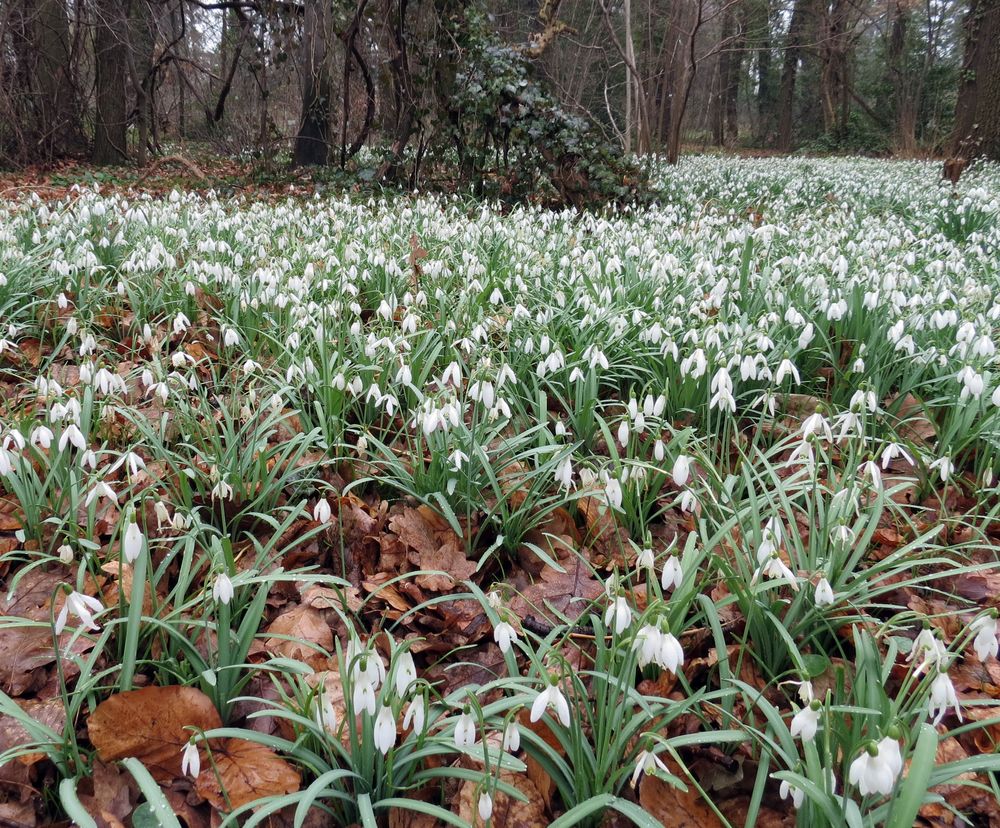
[1,156,1000,826]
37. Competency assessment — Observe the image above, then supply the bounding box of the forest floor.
[0,155,999,827]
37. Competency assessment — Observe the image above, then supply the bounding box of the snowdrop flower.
[759,553,799,590]
[313,499,332,524]
[494,620,518,653]
[658,630,684,673]
[554,456,574,490]
[672,454,691,487]
[630,749,669,788]
[122,519,143,564]
[814,577,835,607]
[374,705,396,754]
[679,490,698,513]
[849,738,902,796]
[636,546,655,570]
[929,456,953,483]
[603,476,623,510]
[454,711,476,748]
[775,357,800,385]
[928,670,961,725]
[661,556,683,591]
[403,695,426,733]
[181,739,201,778]
[604,596,632,635]
[502,720,520,752]
[394,651,418,697]
[617,419,630,447]
[30,426,53,449]
[314,687,338,733]
[971,613,998,662]
[880,442,913,469]
[530,679,570,727]
[790,701,821,742]
[478,792,493,822]
[84,481,118,507]
[907,627,946,675]
[778,778,804,809]
[55,590,104,635]
[633,623,661,669]
[59,423,86,452]
[213,573,234,605]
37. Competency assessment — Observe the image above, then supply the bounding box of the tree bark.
[776,0,810,151]
[92,0,129,164]
[294,1,334,166]
[951,0,1000,160]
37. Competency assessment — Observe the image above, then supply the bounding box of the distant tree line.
[0,0,997,177]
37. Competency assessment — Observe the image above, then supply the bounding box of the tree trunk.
[776,0,810,151]
[951,0,1000,160]
[92,0,128,164]
[294,1,334,166]
[32,0,82,159]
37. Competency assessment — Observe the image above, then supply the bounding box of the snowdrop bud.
[814,577,835,607]
[213,572,234,605]
[671,454,691,487]
[313,499,332,524]
[181,740,201,778]
[478,792,493,822]
[123,519,143,564]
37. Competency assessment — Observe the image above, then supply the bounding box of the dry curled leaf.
[88,686,222,781]
[194,737,301,809]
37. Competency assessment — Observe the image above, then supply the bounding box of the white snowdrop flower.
[223,328,240,347]
[814,577,835,607]
[478,792,493,822]
[59,423,87,453]
[494,621,518,653]
[790,702,821,742]
[58,545,74,565]
[908,627,947,675]
[778,779,804,809]
[84,481,117,507]
[554,456,574,490]
[313,499,332,524]
[849,739,902,796]
[55,591,104,635]
[181,740,201,779]
[658,631,684,673]
[971,614,999,662]
[880,442,913,469]
[929,456,953,483]
[617,419,630,448]
[374,705,397,754]
[603,477,623,510]
[653,440,665,462]
[775,358,800,385]
[604,596,632,635]
[671,454,691,487]
[928,670,962,725]
[502,720,520,752]
[30,426,53,449]
[633,624,662,670]
[122,519,143,564]
[636,546,655,570]
[679,490,698,513]
[797,323,815,350]
[530,681,571,727]
[394,651,418,697]
[213,573,234,605]
[631,749,669,788]
[454,711,477,748]
[661,556,683,591]
[403,695,426,733]
[172,312,191,336]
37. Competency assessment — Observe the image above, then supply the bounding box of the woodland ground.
[0,156,999,828]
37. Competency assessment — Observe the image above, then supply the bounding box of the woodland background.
[2,0,999,195]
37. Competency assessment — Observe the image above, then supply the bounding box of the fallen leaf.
[263,604,333,666]
[194,737,300,809]
[639,759,725,827]
[88,686,222,782]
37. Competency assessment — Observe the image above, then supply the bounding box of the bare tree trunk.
[92,0,128,164]
[32,0,82,159]
[294,1,334,166]
[776,0,810,151]
[951,0,1000,160]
